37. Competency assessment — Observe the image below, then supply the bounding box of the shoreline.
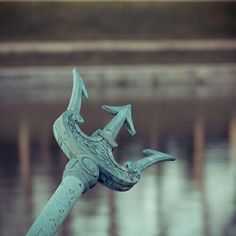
[1,39,236,66]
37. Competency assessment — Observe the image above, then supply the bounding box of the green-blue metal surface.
[26,68,175,235]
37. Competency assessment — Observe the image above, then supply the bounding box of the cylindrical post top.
[63,155,99,193]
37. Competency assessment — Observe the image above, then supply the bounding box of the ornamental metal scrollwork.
[53,68,175,192]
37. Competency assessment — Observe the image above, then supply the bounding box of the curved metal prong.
[54,70,176,193]
[99,104,136,148]
[67,68,88,115]
[102,104,136,136]
[133,148,175,172]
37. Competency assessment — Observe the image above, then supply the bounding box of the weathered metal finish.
[27,176,83,236]
[132,149,175,172]
[66,68,88,124]
[100,104,136,148]
[53,68,175,192]
[27,154,99,236]
[27,68,175,235]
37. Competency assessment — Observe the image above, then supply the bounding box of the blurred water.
[0,66,236,236]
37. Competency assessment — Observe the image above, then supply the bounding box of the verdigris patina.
[27,68,175,235]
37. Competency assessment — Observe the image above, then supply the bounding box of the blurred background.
[0,1,236,236]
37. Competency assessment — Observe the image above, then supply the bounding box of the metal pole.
[26,68,175,235]
[26,155,99,236]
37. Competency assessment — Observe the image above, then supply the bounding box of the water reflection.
[0,67,236,236]
[18,118,31,194]
[229,115,236,164]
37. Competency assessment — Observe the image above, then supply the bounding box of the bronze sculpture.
[26,68,175,235]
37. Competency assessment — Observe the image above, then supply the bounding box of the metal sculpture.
[27,68,175,235]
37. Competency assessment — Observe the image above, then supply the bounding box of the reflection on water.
[0,66,236,236]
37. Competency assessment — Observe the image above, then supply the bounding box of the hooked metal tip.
[67,68,88,113]
[102,104,136,136]
[133,148,175,172]
[143,149,176,160]
[73,67,88,99]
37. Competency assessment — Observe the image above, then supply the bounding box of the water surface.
[0,66,235,236]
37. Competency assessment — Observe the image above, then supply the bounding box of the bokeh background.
[0,1,236,236]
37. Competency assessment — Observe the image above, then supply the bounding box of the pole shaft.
[26,176,84,236]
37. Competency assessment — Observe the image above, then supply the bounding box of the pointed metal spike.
[73,68,88,99]
[133,149,175,172]
[143,149,176,161]
[67,68,88,114]
[98,104,136,148]
[102,104,136,136]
